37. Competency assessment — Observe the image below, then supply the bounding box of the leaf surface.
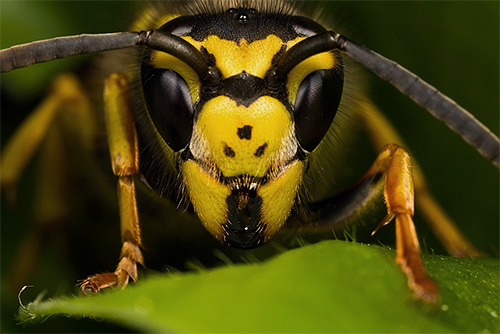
[19,241,499,333]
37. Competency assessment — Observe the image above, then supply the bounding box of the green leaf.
[18,241,499,333]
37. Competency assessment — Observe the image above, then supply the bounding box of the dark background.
[1,1,498,332]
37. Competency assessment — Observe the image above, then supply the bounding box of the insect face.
[139,9,343,248]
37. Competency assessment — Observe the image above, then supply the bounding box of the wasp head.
[140,8,343,248]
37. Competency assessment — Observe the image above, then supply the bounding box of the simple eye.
[293,69,343,152]
[142,69,194,151]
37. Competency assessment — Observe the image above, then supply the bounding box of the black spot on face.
[237,125,253,140]
[224,145,236,157]
[254,143,268,157]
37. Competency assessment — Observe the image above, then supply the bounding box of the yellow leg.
[292,142,440,303]
[2,74,95,291]
[359,100,479,257]
[370,144,439,304]
[80,73,144,294]
[8,124,69,292]
[1,74,94,199]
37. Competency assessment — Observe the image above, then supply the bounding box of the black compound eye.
[293,69,343,152]
[142,69,194,151]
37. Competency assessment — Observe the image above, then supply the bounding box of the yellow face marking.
[183,35,283,78]
[258,159,305,239]
[191,95,296,178]
[286,37,336,105]
[181,160,231,241]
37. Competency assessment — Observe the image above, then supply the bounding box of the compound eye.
[142,69,194,151]
[293,69,343,152]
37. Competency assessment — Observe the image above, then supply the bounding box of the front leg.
[80,73,144,294]
[359,101,479,257]
[382,145,439,303]
[292,144,439,304]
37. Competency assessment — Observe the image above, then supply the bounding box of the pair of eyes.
[142,66,343,153]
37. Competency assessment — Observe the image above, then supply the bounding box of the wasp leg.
[2,74,96,292]
[7,124,69,292]
[358,101,480,257]
[1,74,95,199]
[382,145,439,303]
[80,73,144,294]
[292,144,439,303]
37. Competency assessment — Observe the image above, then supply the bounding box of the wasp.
[1,1,498,306]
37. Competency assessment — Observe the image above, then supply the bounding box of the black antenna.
[274,31,500,167]
[0,30,209,80]
[0,32,146,73]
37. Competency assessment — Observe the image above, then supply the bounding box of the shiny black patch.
[221,72,266,107]
[224,145,236,157]
[141,67,194,152]
[293,68,344,152]
[224,187,265,249]
[237,125,252,140]
[254,143,268,157]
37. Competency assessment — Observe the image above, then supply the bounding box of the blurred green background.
[1,1,498,332]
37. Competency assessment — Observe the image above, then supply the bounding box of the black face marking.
[221,72,266,107]
[237,125,252,140]
[254,143,268,157]
[224,186,265,249]
[224,145,236,157]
